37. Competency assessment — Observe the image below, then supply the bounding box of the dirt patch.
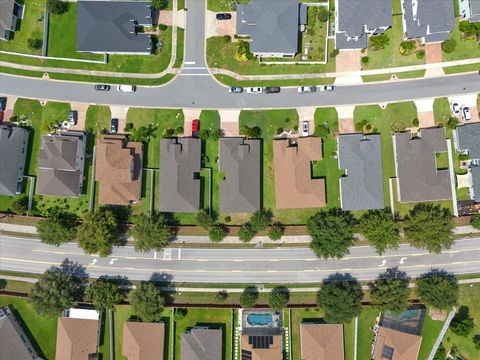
[335,50,362,72]
[206,11,236,38]
[425,43,442,64]
[338,118,356,134]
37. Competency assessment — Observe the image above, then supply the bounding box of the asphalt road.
[1,236,479,283]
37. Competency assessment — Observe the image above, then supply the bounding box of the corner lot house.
[159,138,201,212]
[459,0,480,22]
[454,123,480,203]
[335,0,392,49]
[273,137,326,209]
[300,323,344,360]
[77,0,152,54]
[181,327,222,360]
[95,134,143,206]
[401,0,455,43]
[338,134,384,211]
[0,125,29,196]
[219,137,261,213]
[122,321,165,360]
[0,0,23,41]
[236,0,307,58]
[37,131,86,197]
[0,306,41,360]
[393,127,452,202]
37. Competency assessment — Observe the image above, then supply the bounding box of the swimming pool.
[247,313,274,327]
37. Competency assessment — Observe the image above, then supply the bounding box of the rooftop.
[300,323,344,360]
[0,125,29,196]
[241,333,282,360]
[122,321,165,360]
[55,317,99,360]
[181,327,222,360]
[0,0,17,40]
[455,123,480,203]
[373,326,422,360]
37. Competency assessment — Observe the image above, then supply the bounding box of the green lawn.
[0,0,45,54]
[173,27,185,68]
[442,18,480,61]
[0,295,59,360]
[98,311,111,360]
[433,97,452,126]
[173,308,233,360]
[417,308,445,360]
[207,0,249,12]
[361,70,426,82]
[357,307,379,360]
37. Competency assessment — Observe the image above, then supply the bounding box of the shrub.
[10,194,29,215]
[471,214,480,230]
[329,49,339,58]
[209,223,229,242]
[162,128,175,138]
[27,38,43,50]
[307,28,315,36]
[151,0,169,10]
[318,7,329,22]
[268,222,284,241]
[196,209,214,229]
[399,40,416,56]
[250,209,273,232]
[361,56,369,65]
[215,290,228,303]
[293,125,299,131]
[441,39,457,54]
[174,308,188,320]
[124,122,134,132]
[175,126,184,135]
[238,223,256,242]
[158,24,168,31]
[268,287,289,311]
[239,287,258,308]
[46,0,68,14]
[222,35,231,44]
[473,334,480,349]
[370,34,389,51]
[276,127,284,135]
[447,117,459,130]
[416,50,425,59]
[411,118,419,127]
[316,122,330,138]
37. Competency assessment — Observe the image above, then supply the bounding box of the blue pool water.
[247,313,273,327]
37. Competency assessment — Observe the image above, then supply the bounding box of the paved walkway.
[218,109,240,136]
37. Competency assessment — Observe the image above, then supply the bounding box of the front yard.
[442,18,480,61]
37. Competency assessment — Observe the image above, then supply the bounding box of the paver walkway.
[218,109,240,136]
[425,43,442,64]
[414,98,435,128]
[336,50,362,72]
[158,10,173,26]
[336,105,356,134]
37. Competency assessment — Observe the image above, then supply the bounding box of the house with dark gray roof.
[159,138,201,212]
[454,122,480,203]
[459,0,480,22]
[77,0,152,54]
[37,131,86,197]
[338,134,385,211]
[0,125,29,196]
[335,0,392,49]
[393,128,452,203]
[219,137,261,213]
[181,327,222,360]
[236,0,307,58]
[0,0,23,41]
[401,0,455,43]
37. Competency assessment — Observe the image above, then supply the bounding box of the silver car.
[246,87,263,94]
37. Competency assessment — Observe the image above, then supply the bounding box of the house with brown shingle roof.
[372,326,422,360]
[241,333,283,360]
[300,323,344,360]
[272,137,326,209]
[95,134,143,205]
[122,321,165,360]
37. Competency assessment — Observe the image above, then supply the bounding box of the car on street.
[216,13,232,20]
[451,102,460,115]
[110,118,119,133]
[0,97,6,111]
[264,86,281,94]
[246,87,263,94]
[95,84,111,91]
[228,86,243,93]
[320,85,336,92]
[192,119,200,136]
[462,106,471,121]
[302,121,309,136]
[117,85,136,93]
[68,110,78,126]
[298,86,316,93]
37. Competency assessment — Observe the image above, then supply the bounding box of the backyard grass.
[357,306,379,360]
[0,295,59,360]
[207,0,249,12]
[98,311,110,360]
[442,18,480,61]
[417,308,446,360]
[173,308,233,360]
[433,97,452,126]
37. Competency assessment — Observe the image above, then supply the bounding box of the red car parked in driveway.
[192,119,200,136]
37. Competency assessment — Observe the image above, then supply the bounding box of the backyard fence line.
[0,50,107,64]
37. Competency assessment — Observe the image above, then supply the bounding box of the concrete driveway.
[1,95,18,122]
[414,98,435,128]
[183,109,201,136]
[219,109,240,136]
[297,107,315,135]
[206,11,236,38]
[69,102,89,131]
[110,106,129,133]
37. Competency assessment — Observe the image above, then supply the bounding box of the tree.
[209,223,229,242]
[240,125,261,139]
[370,34,389,51]
[441,39,457,54]
[399,40,416,55]
[42,117,60,134]
[268,222,284,241]
[471,214,480,230]
[27,38,43,50]
[359,209,400,255]
[250,208,273,232]
[46,0,68,14]
[129,212,174,252]
[307,208,356,259]
[151,0,168,10]
[361,56,369,66]
[130,124,157,143]
[404,203,454,253]
[450,306,475,337]
[459,20,480,38]
[76,208,118,257]
[129,282,165,322]
[85,279,122,310]
[317,274,363,323]
[369,268,410,314]
[10,194,29,215]
[416,269,458,310]
[268,287,289,311]
[238,223,256,242]
[239,287,258,308]
[196,209,214,229]
[215,290,228,303]
[37,208,76,246]
[433,344,446,360]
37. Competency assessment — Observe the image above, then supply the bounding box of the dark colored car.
[192,119,200,136]
[216,13,232,20]
[0,97,6,111]
[228,86,243,94]
[95,84,111,91]
[111,118,119,134]
[264,86,281,94]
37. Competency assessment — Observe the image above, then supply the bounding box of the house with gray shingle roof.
[401,0,455,43]
[0,0,23,41]
[181,327,222,360]
[459,0,480,22]
[37,131,86,197]
[236,0,306,58]
[454,122,480,203]
[77,0,152,54]
[219,137,261,213]
[393,127,452,203]
[159,138,201,213]
[338,134,385,211]
[335,0,392,50]
[0,125,29,196]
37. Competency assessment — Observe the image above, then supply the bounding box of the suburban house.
[236,0,307,58]
[0,124,29,196]
[159,138,201,213]
[77,0,152,54]
[37,131,86,197]
[401,0,455,43]
[0,0,23,41]
[454,122,480,203]
[459,0,480,22]
[272,137,326,209]
[219,137,261,213]
[181,327,222,360]
[335,0,392,49]
[55,308,100,360]
[95,134,143,206]
[300,323,344,360]
[338,134,385,211]
[393,128,452,203]
[241,310,283,360]
[122,321,165,360]
[0,305,41,360]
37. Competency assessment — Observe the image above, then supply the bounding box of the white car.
[320,85,336,92]
[451,102,460,115]
[298,86,316,93]
[302,121,309,136]
[462,107,471,121]
[117,85,136,93]
[246,87,263,94]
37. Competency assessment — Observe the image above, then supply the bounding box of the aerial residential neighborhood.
[0,0,479,359]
